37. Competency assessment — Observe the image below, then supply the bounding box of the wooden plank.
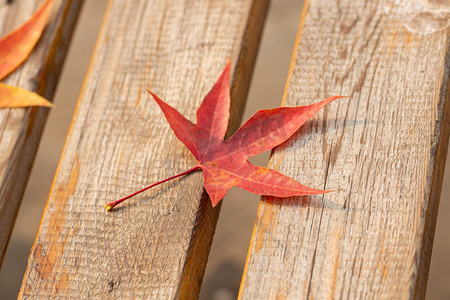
[239,0,450,298]
[0,0,84,266]
[19,0,269,298]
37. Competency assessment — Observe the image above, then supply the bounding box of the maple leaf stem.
[105,165,201,211]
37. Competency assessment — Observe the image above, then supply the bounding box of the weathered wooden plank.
[0,0,84,266]
[19,0,269,297]
[239,0,450,299]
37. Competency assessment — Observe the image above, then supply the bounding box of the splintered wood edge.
[0,0,84,266]
[413,51,450,298]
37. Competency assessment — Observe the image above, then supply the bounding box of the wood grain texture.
[0,0,83,266]
[19,0,269,298]
[239,0,450,299]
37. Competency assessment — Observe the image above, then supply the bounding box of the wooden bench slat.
[0,0,84,266]
[19,0,269,297]
[239,0,450,298]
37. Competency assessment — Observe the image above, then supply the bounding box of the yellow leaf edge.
[0,82,52,108]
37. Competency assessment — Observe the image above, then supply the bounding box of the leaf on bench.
[107,62,343,209]
[0,0,53,107]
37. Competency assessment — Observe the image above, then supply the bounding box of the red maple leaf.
[106,62,343,210]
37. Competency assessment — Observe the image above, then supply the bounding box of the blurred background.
[1,0,449,299]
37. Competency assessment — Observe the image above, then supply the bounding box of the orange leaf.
[0,0,54,80]
[0,82,52,108]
